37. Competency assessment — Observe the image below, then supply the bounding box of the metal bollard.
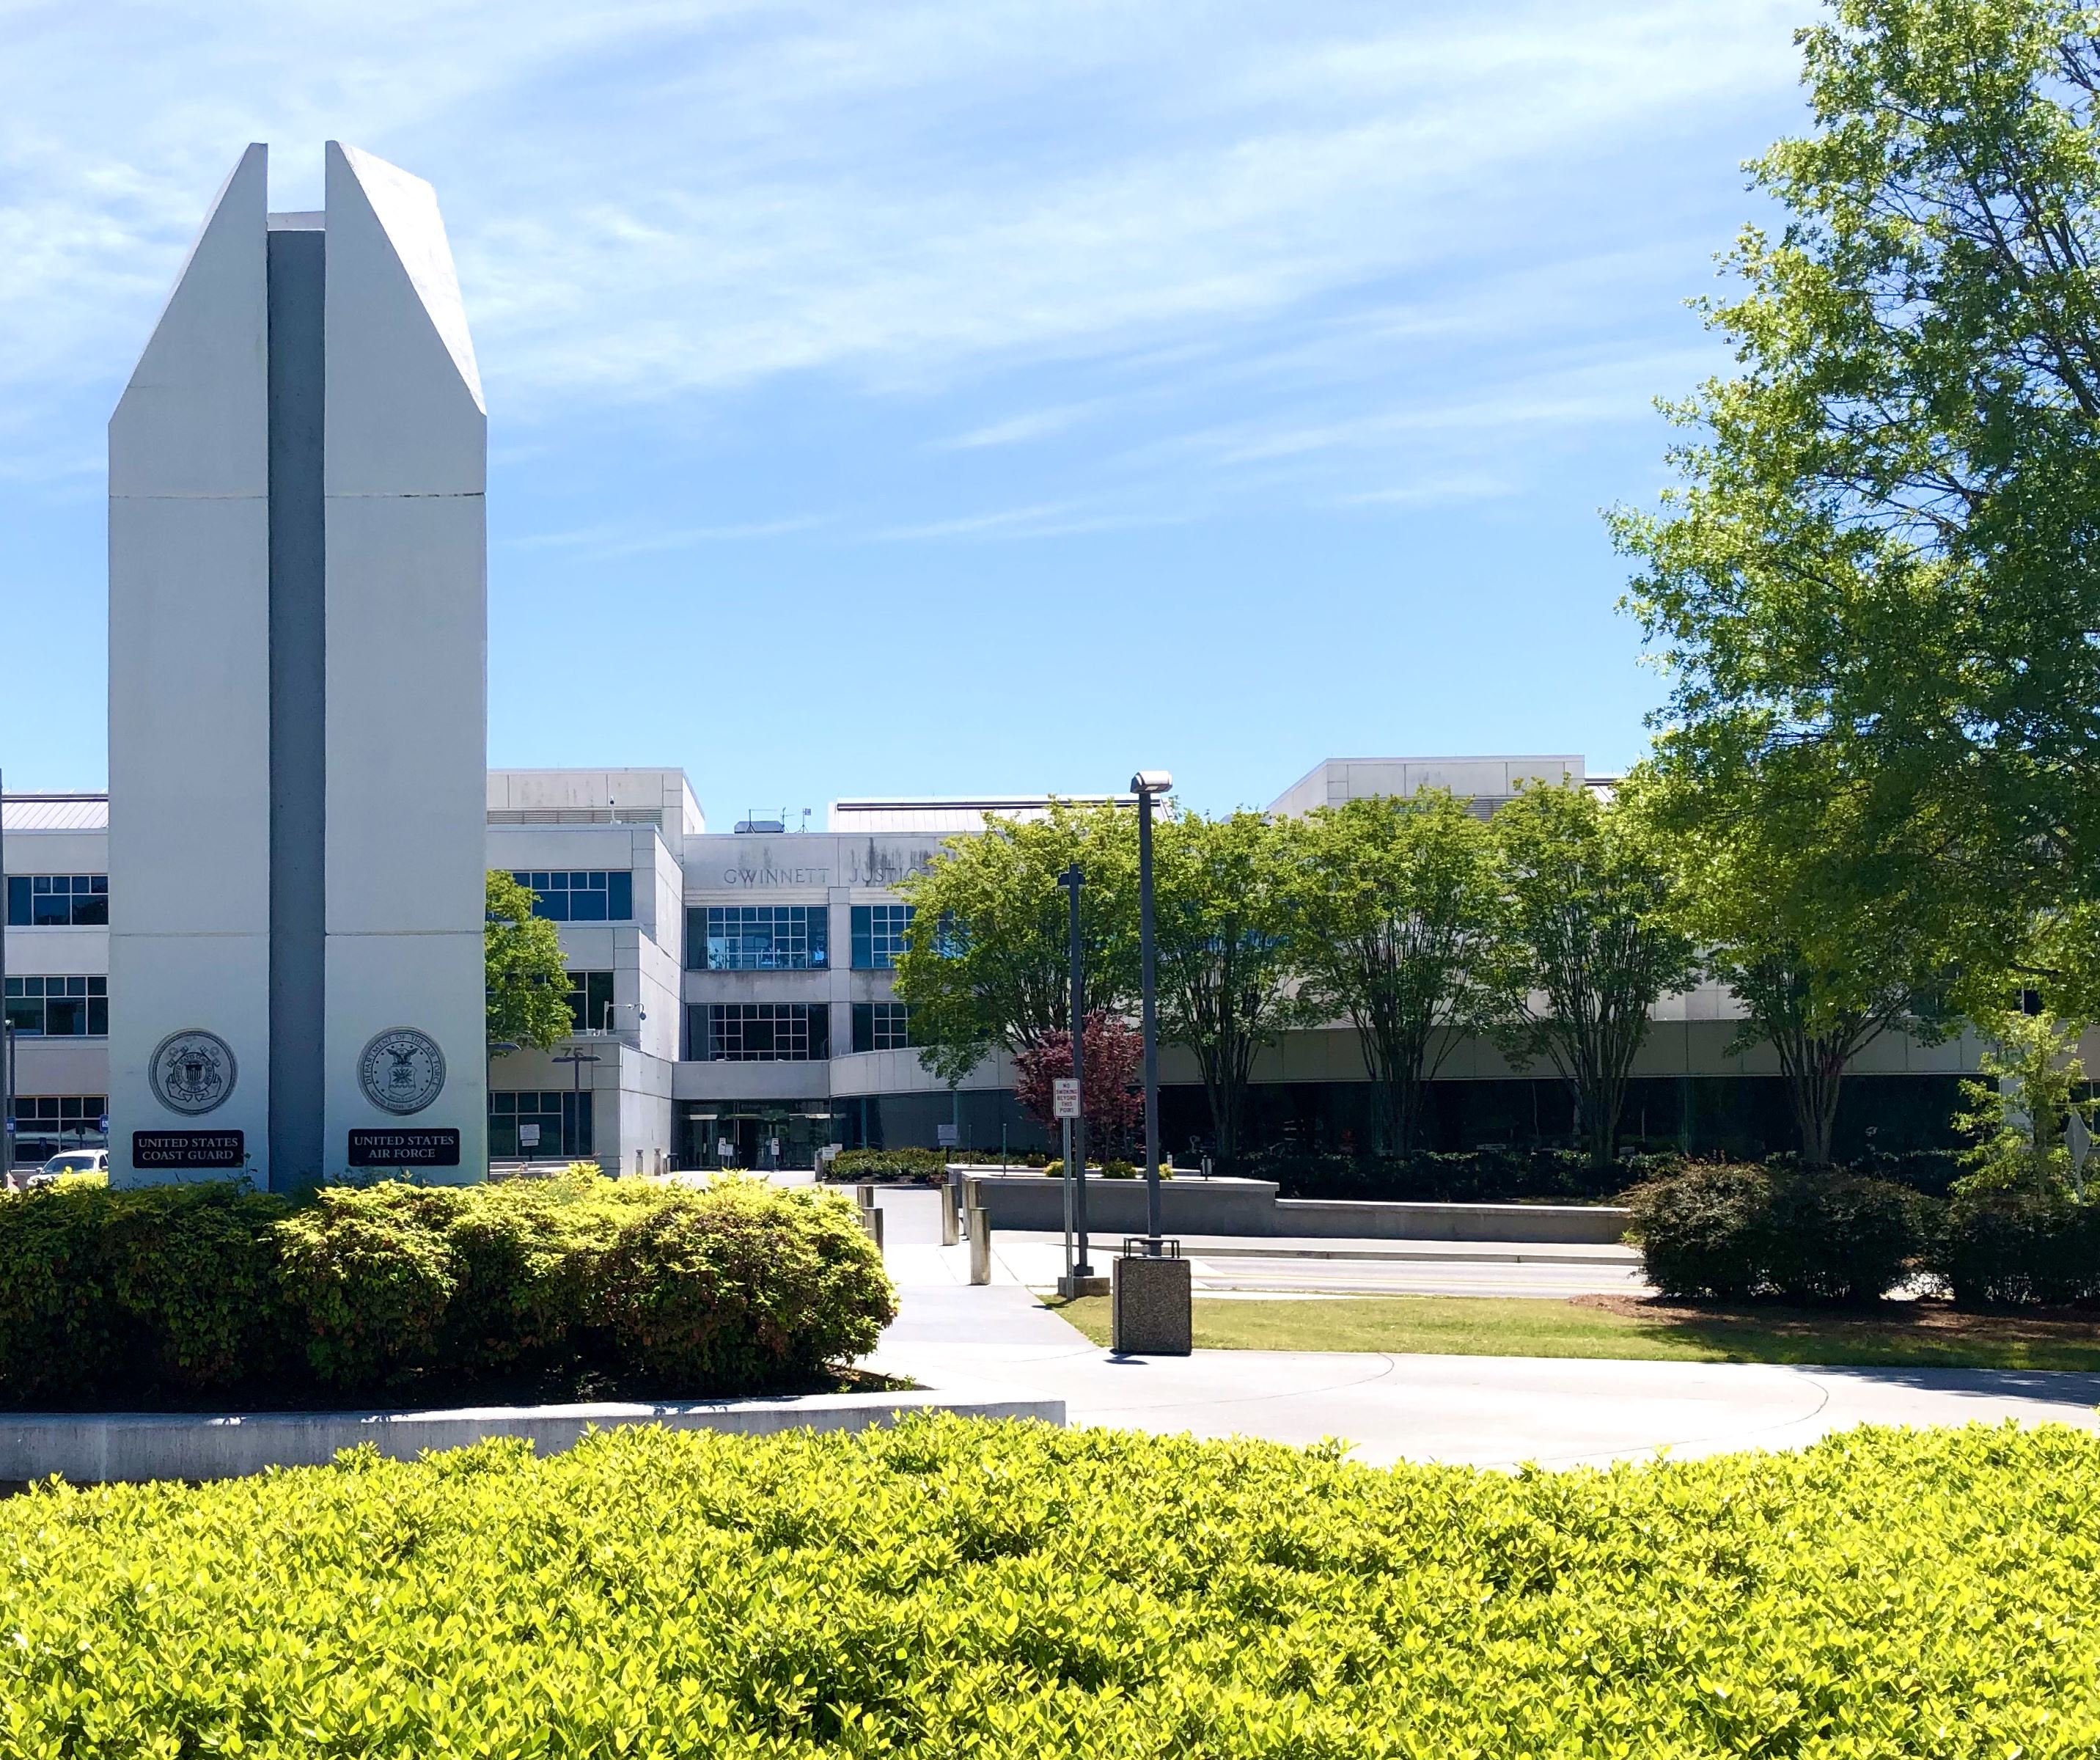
[856,1181,876,1209]
[858,1202,885,1250]
[966,1205,991,1284]
[940,1181,960,1247]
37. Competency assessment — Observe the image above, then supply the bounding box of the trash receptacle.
[1112,1238,1191,1354]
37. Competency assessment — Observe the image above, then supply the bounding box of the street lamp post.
[551,1047,601,1163]
[1058,862,1093,1280]
[1131,769,1172,1250]
[1108,768,1191,1356]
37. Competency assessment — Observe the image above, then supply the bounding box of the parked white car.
[22,1149,109,1189]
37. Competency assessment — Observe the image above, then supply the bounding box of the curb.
[0,1386,1065,1485]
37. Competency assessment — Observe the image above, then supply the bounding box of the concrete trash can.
[1112,1242,1192,1355]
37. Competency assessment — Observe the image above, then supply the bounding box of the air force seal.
[151,1029,237,1115]
[359,1028,447,1115]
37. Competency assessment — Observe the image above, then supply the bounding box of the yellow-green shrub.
[103,1183,293,1390]
[0,1176,894,1406]
[598,1180,895,1390]
[0,1419,2096,1756]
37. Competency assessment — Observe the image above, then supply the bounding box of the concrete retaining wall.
[1275,1199,1632,1244]
[956,1169,1630,1244]
[964,1173,1279,1236]
[0,1387,1064,1485]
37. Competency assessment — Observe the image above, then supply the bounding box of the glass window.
[509,870,633,923]
[566,970,616,1033]
[689,905,829,971]
[6,875,108,927]
[851,1002,914,1052]
[850,903,914,969]
[689,1003,831,1062]
[488,1089,592,1158]
[7,1095,108,1166]
[4,976,108,1038]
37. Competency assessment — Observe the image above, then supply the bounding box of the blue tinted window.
[4,975,107,1037]
[850,903,914,969]
[689,905,829,970]
[689,1002,830,1061]
[510,870,632,923]
[6,875,106,926]
[851,1002,914,1052]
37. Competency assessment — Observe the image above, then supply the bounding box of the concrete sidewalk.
[866,1189,2100,1469]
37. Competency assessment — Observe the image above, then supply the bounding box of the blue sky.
[0,0,1811,818]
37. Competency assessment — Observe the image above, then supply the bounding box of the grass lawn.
[1046,1291,2100,1371]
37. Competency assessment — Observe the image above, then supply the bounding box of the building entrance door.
[683,1104,839,1170]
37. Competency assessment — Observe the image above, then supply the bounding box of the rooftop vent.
[733,818,786,835]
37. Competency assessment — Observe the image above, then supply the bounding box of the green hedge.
[1,1420,2096,1756]
[829,1147,951,1182]
[0,1175,895,1407]
[1934,1184,2100,1308]
[1242,1146,1680,1203]
[1623,1163,1927,1303]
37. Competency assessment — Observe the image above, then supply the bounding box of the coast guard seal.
[358,1027,447,1115]
[151,1029,237,1115]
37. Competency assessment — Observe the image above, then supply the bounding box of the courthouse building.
[4,755,1983,1173]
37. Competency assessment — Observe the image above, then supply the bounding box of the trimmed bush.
[1763,1174,1927,1304]
[0,1421,2097,1756]
[1623,1164,1928,1303]
[600,1181,895,1390]
[829,1147,950,1182]
[274,1184,466,1387]
[0,1175,895,1407]
[0,1179,128,1402]
[103,1183,293,1390]
[436,1176,631,1374]
[1623,1162,1775,1299]
[1935,1185,2100,1308]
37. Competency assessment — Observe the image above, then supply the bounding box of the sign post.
[1054,1078,1081,1283]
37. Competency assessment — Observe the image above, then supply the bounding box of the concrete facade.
[100,143,485,1188]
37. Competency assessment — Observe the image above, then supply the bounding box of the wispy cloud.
[506,516,825,557]
[937,403,1098,450]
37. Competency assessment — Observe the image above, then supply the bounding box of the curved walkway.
[866,1189,2100,1469]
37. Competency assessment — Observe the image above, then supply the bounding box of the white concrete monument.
[109,143,487,1187]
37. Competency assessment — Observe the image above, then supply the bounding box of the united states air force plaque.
[358,1027,447,1115]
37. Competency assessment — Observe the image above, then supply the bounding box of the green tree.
[894,803,1137,1085]
[486,870,573,1052]
[1637,752,1958,1167]
[1150,810,1312,1165]
[1614,0,2100,982]
[1286,791,1506,1156]
[1955,1008,2093,1194]
[1491,782,1700,1168]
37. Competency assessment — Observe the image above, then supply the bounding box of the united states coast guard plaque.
[151,1029,237,1115]
[358,1027,447,1115]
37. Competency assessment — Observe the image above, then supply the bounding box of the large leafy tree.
[1287,791,1507,1156]
[1636,749,1958,1167]
[1491,782,1700,1168]
[1615,0,2100,980]
[1151,810,1312,1165]
[485,870,574,1052]
[893,803,1137,1085]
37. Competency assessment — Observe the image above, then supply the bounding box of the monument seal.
[150,1030,238,1116]
[358,1028,447,1115]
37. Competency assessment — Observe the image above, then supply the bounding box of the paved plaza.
[863,1189,2100,1470]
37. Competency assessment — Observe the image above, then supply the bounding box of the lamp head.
[1130,769,1173,795]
